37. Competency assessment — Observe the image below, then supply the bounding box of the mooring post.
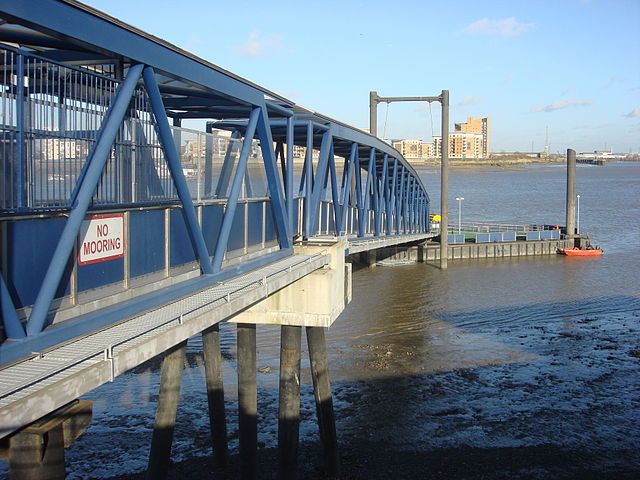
[566,148,577,238]
[440,89,450,269]
[202,323,228,467]
[369,91,379,137]
[278,325,302,480]
[237,323,257,480]
[306,326,340,476]
[146,341,187,480]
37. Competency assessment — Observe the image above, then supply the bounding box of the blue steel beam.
[382,156,391,235]
[143,66,213,275]
[0,0,267,106]
[204,122,214,196]
[26,63,144,336]
[403,174,411,234]
[372,157,381,236]
[375,154,389,236]
[212,108,260,273]
[285,116,294,234]
[306,131,332,238]
[388,159,398,235]
[354,147,365,237]
[396,167,406,235]
[338,143,357,235]
[1,274,25,339]
[255,106,291,249]
[362,148,376,235]
[327,142,341,234]
[215,130,242,197]
[303,121,314,234]
[275,141,286,187]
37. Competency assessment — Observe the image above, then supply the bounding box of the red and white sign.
[78,214,125,265]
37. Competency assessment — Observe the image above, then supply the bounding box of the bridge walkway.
[0,252,328,438]
[0,1,434,476]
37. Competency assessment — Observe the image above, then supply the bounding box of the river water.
[3,162,638,479]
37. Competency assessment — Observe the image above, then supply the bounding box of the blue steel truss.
[0,0,430,365]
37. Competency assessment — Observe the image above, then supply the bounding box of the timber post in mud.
[146,241,350,480]
[232,241,348,478]
[146,341,188,480]
[202,323,229,467]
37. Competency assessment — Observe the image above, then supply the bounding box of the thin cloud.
[531,98,593,112]
[623,106,640,118]
[560,87,574,96]
[602,76,623,89]
[421,95,482,110]
[455,95,484,107]
[416,102,441,112]
[500,74,514,84]
[574,124,590,129]
[232,30,292,57]
[465,17,533,37]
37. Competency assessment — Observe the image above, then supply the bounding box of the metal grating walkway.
[347,233,437,254]
[0,252,328,438]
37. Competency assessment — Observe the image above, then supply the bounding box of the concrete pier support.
[4,400,92,480]
[202,324,228,467]
[231,241,347,477]
[237,323,257,480]
[566,148,577,237]
[146,341,187,480]
[306,327,340,477]
[278,325,302,480]
[358,249,377,267]
[9,423,65,480]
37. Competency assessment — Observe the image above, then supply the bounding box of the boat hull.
[558,247,603,256]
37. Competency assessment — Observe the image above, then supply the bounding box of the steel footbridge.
[0,1,434,476]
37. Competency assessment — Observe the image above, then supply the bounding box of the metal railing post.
[15,53,26,209]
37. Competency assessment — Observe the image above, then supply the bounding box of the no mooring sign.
[78,214,125,265]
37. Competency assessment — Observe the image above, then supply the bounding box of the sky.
[83,0,640,154]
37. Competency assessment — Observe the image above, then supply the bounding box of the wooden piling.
[278,325,302,480]
[237,323,257,480]
[146,341,187,480]
[306,326,340,476]
[202,323,228,467]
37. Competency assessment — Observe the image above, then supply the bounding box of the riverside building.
[394,116,491,161]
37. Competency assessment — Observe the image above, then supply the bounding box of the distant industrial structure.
[392,116,490,161]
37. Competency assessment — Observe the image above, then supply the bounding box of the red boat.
[558,247,603,256]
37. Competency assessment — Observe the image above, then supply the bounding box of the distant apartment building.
[392,139,434,159]
[391,116,490,161]
[454,116,490,157]
[292,145,320,161]
[39,137,88,161]
[433,131,484,159]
